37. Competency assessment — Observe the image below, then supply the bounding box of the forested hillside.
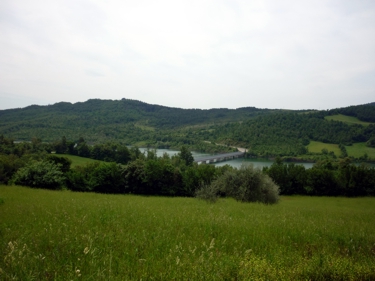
[1,99,375,159]
[328,102,375,122]
[205,112,375,156]
[0,98,282,142]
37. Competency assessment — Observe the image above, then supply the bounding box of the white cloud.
[0,0,374,110]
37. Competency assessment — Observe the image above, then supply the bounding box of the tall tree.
[179,146,194,166]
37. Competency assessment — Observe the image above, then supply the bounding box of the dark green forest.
[0,98,282,143]
[329,103,375,122]
[207,112,375,157]
[1,98,375,159]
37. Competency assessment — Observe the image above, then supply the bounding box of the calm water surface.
[138,148,315,169]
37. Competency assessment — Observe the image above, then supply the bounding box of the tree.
[179,146,194,166]
[264,159,307,195]
[46,155,72,173]
[366,136,375,148]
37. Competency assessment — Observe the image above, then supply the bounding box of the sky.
[1,0,375,111]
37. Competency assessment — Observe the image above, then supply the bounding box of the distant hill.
[0,98,293,142]
[0,99,374,158]
[328,103,375,122]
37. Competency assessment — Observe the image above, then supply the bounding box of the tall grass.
[1,185,374,280]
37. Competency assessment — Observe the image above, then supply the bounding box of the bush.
[123,158,183,196]
[0,154,26,184]
[195,184,219,203]
[66,162,125,193]
[46,155,72,173]
[90,162,125,194]
[196,164,279,204]
[11,160,65,190]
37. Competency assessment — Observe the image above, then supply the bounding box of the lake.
[138,148,315,169]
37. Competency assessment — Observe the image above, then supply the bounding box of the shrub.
[66,162,125,193]
[196,164,279,204]
[11,160,65,190]
[90,162,125,194]
[46,155,72,173]
[0,154,26,184]
[195,184,219,203]
[123,158,183,196]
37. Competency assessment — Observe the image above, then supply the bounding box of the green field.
[307,141,341,156]
[346,142,375,159]
[1,186,374,280]
[325,114,374,126]
[54,154,101,167]
[307,140,375,159]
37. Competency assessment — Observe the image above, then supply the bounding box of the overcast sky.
[1,0,374,110]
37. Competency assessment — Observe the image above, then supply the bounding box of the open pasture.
[54,154,101,167]
[346,142,375,159]
[0,186,374,280]
[325,114,374,126]
[307,141,341,156]
[307,140,375,159]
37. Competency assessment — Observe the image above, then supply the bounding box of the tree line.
[1,136,279,204]
[263,157,375,197]
[1,135,374,199]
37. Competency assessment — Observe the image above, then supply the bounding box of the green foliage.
[338,143,348,158]
[66,162,124,193]
[194,184,219,203]
[366,136,375,148]
[46,155,72,173]
[1,101,375,160]
[197,165,279,204]
[0,154,26,184]
[0,99,276,143]
[123,158,183,196]
[11,160,65,190]
[178,145,194,166]
[182,164,218,197]
[263,158,307,195]
[208,112,373,157]
[329,103,375,122]
[52,138,133,164]
[265,158,375,197]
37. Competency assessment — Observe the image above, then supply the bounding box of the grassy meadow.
[346,142,375,159]
[307,141,341,156]
[325,114,374,126]
[1,186,375,280]
[54,154,101,168]
[307,140,375,159]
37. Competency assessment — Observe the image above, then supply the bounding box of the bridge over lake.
[194,151,245,164]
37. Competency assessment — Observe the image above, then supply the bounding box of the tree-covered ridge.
[1,98,375,158]
[328,102,375,122]
[0,98,281,141]
[206,112,375,156]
